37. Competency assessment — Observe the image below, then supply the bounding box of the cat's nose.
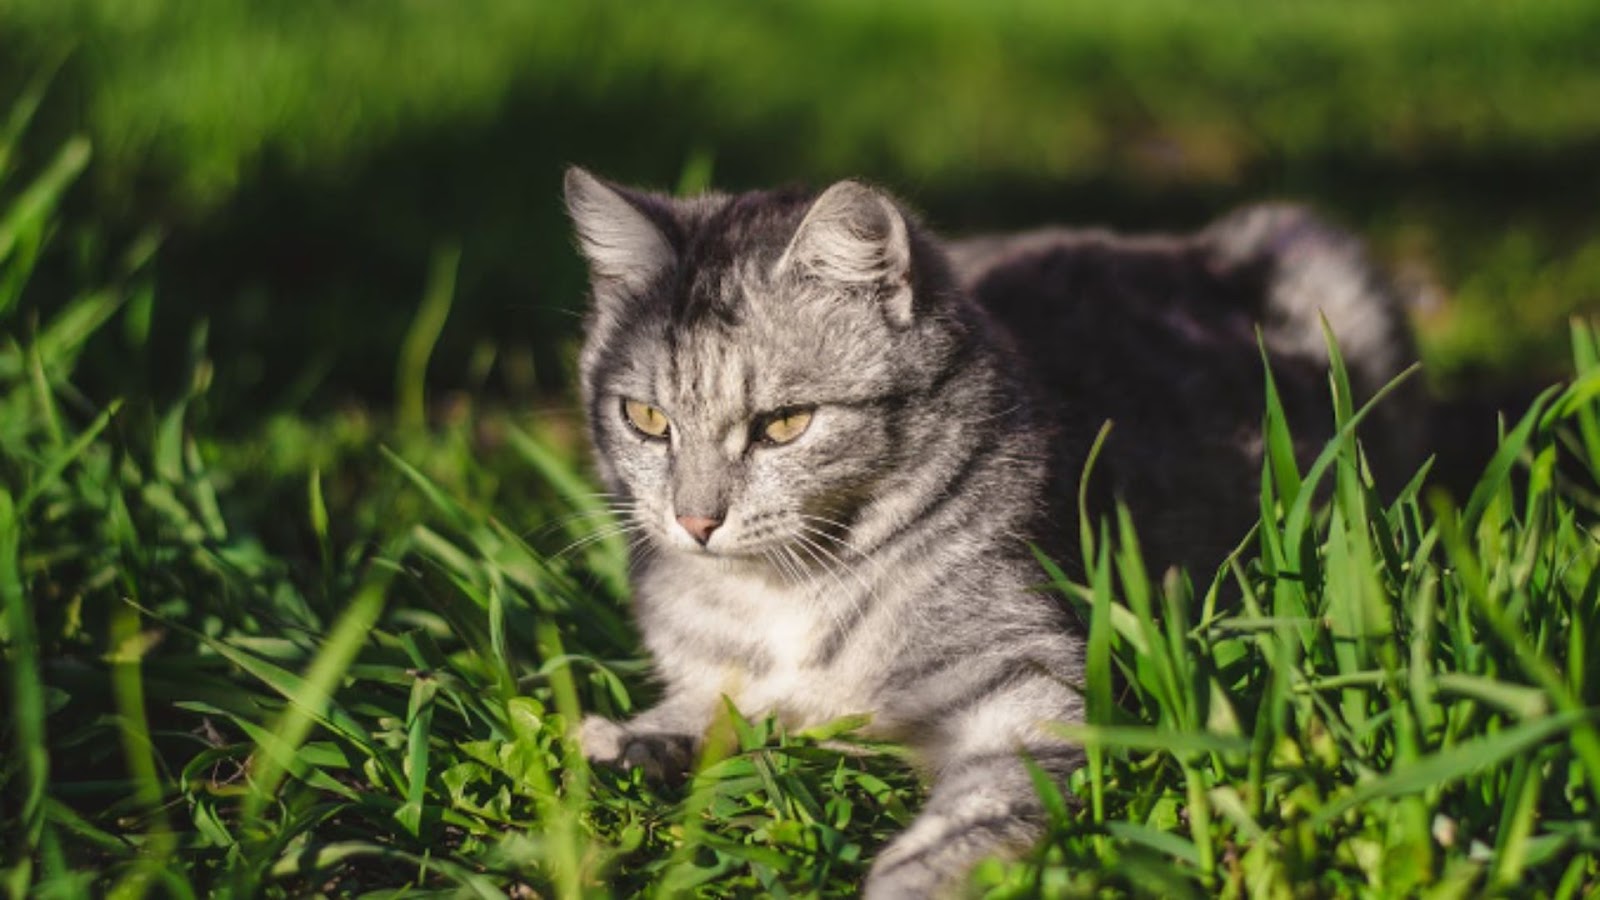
[675,514,722,545]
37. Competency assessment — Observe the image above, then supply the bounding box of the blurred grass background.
[3,3,1600,895]
[2,0,1597,423]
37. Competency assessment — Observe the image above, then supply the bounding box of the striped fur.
[564,168,1416,896]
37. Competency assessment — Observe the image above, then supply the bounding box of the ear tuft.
[563,167,675,296]
[779,180,915,326]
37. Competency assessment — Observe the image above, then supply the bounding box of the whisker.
[627,537,660,575]
[529,504,642,540]
[553,522,649,561]
[797,512,870,550]
[553,525,637,559]
[786,536,835,592]
[762,547,801,590]
[797,517,885,578]
[797,513,926,636]
[791,526,877,635]
[781,541,853,634]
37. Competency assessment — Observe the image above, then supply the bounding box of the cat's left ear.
[777,181,915,327]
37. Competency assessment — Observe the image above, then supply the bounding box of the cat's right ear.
[563,167,676,299]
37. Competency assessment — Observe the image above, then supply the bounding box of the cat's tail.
[1204,204,1414,395]
[1202,203,1425,487]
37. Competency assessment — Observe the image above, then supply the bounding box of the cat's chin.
[651,530,770,563]
[661,543,782,572]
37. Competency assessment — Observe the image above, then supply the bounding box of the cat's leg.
[863,744,1079,899]
[578,691,716,781]
[865,682,1083,899]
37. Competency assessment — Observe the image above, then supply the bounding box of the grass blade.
[0,490,47,894]
[1308,709,1589,828]
[395,242,460,430]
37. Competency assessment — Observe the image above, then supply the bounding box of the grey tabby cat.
[563,167,1414,897]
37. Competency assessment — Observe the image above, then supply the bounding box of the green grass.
[4,86,1600,899]
[4,0,1598,204]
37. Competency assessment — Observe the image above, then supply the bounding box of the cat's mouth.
[656,529,790,565]
[662,534,758,560]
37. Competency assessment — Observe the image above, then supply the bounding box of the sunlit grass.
[2,99,1599,899]
[4,0,1598,203]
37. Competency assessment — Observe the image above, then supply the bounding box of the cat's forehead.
[670,189,812,324]
[646,247,890,415]
[653,311,852,418]
[592,186,905,418]
[599,268,864,410]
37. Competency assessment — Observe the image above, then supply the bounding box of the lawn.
[2,4,1600,897]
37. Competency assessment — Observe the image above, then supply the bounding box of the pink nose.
[675,515,722,545]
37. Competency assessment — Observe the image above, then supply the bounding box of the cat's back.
[947,205,1412,402]
[947,224,1255,404]
[946,205,1418,571]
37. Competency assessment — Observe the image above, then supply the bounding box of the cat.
[562,167,1416,898]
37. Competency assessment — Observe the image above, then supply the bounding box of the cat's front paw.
[578,715,695,782]
[862,860,958,900]
[577,715,629,764]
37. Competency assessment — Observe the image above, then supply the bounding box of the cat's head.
[564,167,971,565]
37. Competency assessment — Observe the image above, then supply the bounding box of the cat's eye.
[758,408,813,445]
[622,399,671,439]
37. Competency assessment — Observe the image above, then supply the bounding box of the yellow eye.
[623,399,671,438]
[760,409,813,445]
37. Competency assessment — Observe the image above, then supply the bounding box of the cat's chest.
[639,563,874,727]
